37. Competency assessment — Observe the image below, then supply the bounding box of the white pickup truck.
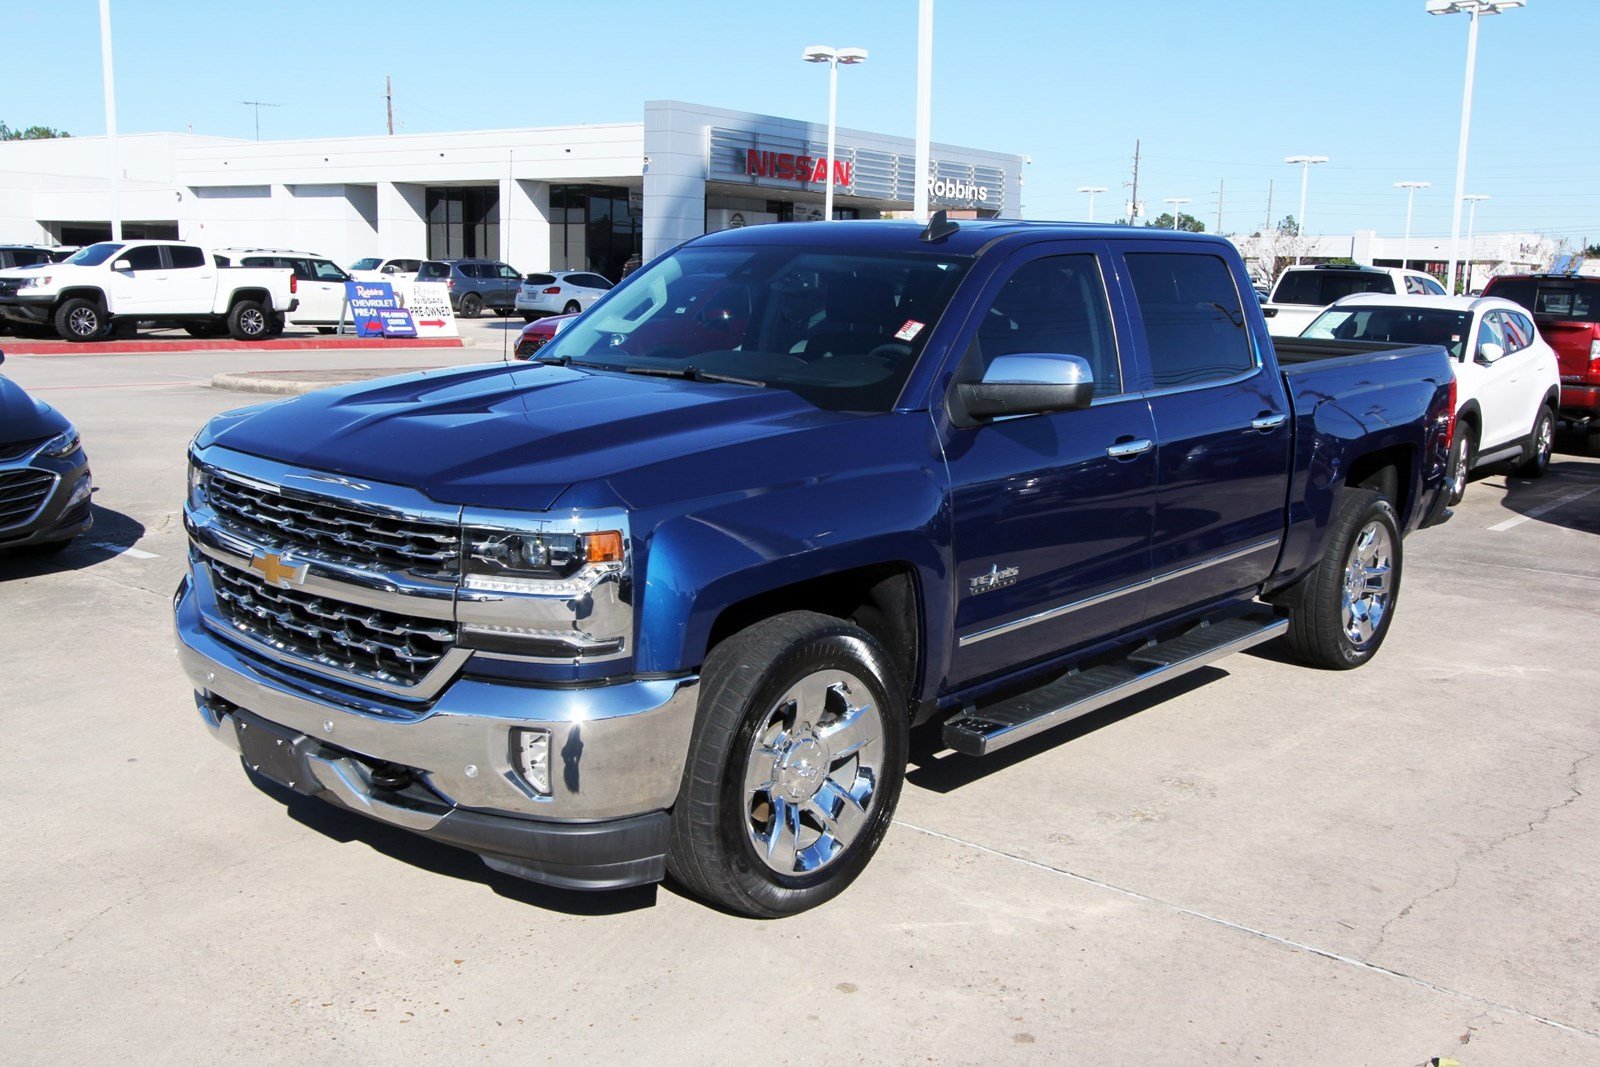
[1262,263,1447,338]
[0,240,297,342]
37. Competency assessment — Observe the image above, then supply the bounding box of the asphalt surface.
[2,344,1598,1064]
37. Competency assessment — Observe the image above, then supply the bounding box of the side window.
[974,254,1123,396]
[313,260,346,281]
[122,245,164,271]
[1422,276,1447,296]
[1477,312,1507,356]
[168,246,205,269]
[1500,311,1530,352]
[1513,312,1537,346]
[498,264,520,280]
[1124,252,1255,388]
[17,250,51,266]
[1404,276,1424,295]
[419,262,448,279]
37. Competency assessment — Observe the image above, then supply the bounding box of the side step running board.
[942,610,1289,757]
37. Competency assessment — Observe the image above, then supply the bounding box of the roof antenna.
[920,209,959,243]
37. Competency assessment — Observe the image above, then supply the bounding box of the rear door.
[163,244,217,313]
[299,258,349,323]
[1118,243,1292,623]
[941,242,1157,685]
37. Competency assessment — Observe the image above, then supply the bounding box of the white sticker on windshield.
[895,319,925,342]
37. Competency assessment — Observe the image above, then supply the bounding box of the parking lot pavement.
[2,347,1597,1062]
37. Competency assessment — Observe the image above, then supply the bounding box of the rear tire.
[1446,428,1474,506]
[54,298,106,342]
[226,301,270,341]
[667,611,907,917]
[459,293,483,318]
[1283,488,1402,670]
[563,300,581,315]
[520,313,536,323]
[1515,405,1554,478]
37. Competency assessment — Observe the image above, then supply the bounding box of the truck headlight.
[20,274,52,290]
[187,453,206,509]
[37,424,80,457]
[457,509,632,662]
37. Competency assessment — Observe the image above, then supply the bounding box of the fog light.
[65,474,92,508]
[516,729,551,795]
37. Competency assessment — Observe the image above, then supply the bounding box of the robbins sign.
[709,127,1006,212]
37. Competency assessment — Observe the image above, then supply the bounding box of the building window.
[548,185,640,282]
[425,186,499,260]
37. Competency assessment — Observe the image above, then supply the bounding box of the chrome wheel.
[1340,520,1394,647]
[1447,434,1469,503]
[239,307,265,335]
[1534,412,1553,468]
[68,306,99,337]
[742,668,885,876]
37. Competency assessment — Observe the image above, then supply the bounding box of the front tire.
[668,611,907,917]
[1283,487,1402,670]
[226,301,270,341]
[54,298,106,342]
[1515,405,1554,478]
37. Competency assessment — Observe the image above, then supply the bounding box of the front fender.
[633,468,950,683]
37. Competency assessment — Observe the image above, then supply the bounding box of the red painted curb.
[0,337,465,355]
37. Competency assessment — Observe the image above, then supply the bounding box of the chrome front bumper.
[176,573,699,827]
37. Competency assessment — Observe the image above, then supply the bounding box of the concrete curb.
[210,368,441,395]
[3,336,465,356]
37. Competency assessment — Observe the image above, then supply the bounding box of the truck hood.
[203,362,854,511]
[0,374,70,446]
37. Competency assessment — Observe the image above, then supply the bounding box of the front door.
[942,244,1157,688]
[1116,245,1292,622]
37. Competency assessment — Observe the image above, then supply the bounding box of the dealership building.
[0,100,1024,279]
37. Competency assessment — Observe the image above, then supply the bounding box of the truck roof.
[688,218,1231,258]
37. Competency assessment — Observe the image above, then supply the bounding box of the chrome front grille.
[208,560,454,687]
[0,468,55,530]
[205,469,460,575]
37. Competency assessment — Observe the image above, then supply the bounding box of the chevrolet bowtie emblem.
[248,551,308,589]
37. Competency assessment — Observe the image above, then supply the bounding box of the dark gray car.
[416,258,522,317]
[0,350,93,552]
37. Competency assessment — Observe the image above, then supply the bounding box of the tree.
[1585,242,1600,257]
[0,121,71,140]
[1144,212,1206,232]
[1276,215,1300,236]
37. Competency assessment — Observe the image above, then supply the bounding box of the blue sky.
[3,0,1594,243]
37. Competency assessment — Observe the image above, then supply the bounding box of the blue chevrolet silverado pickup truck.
[175,218,1456,916]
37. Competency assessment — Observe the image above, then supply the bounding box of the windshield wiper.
[534,354,612,372]
[625,365,766,388]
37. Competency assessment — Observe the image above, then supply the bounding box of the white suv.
[515,270,613,321]
[1264,264,1447,337]
[215,248,351,332]
[1302,294,1561,502]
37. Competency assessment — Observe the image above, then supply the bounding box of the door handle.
[1250,413,1287,432]
[1106,438,1153,460]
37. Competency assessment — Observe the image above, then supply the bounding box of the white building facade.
[0,101,1023,280]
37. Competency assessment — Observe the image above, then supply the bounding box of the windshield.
[65,242,125,267]
[349,257,381,271]
[537,244,972,412]
[1273,270,1395,306]
[1302,305,1473,360]
[1485,278,1600,322]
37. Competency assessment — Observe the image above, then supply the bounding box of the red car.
[512,312,577,360]
[1482,273,1600,435]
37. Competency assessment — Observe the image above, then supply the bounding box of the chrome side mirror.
[957,353,1095,420]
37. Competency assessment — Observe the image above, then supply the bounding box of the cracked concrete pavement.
[1,345,1597,1063]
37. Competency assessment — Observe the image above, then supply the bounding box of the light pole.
[802,44,868,223]
[1077,185,1107,222]
[1463,193,1490,292]
[98,0,121,241]
[1164,197,1191,230]
[1394,181,1430,268]
[913,0,933,223]
[1284,155,1328,261]
[1428,0,1524,292]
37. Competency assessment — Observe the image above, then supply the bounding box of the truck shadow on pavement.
[1493,458,1600,536]
[246,771,663,916]
[906,667,1227,794]
[0,504,146,581]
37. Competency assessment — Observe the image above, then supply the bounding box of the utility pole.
[1125,138,1141,225]
[386,75,394,135]
[240,99,280,141]
[99,0,121,241]
[1264,178,1274,232]
[1215,179,1225,234]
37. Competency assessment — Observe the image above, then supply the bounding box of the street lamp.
[1077,185,1107,222]
[1463,193,1490,292]
[1284,155,1328,260]
[1428,0,1524,292]
[1164,197,1191,230]
[802,44,868,223]
[1394,181,1431,269]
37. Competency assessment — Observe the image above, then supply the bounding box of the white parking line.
[1487,486,1600,531]
[92,542,159,559]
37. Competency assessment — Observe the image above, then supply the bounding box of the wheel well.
[1345,444,1415,524]
[56,287,107,309]
[705,563,921,713]
[1542,386,1560,411]
[228,288,270,308]
[1456,402,1481,445]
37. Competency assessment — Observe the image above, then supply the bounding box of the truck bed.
[1274,337,1449,368]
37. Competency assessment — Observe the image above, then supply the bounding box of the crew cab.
[214,248,350,333]
[175,219,1455,916]
[1304,294,1559,503]
[1263,263,1447,337]
[1481,272,1600,438]
[0,240,296,342]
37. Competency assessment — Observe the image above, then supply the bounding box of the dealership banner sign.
[397,281,459,338]
[708,127,1007,211]
[343,281,417,339]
